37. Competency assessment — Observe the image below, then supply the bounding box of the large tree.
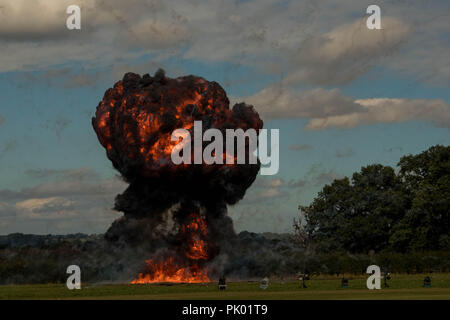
[390,145,450,251]
[299,145,449,253]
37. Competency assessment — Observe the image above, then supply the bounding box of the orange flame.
[131,213,211,284]
[93,74,262,178]
[130,257,209,284]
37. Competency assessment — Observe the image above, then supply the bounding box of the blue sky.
[0,0,449,234]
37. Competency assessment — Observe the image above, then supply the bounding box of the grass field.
[1,274,449,300]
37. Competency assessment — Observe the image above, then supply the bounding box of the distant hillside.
[0,233,102,248]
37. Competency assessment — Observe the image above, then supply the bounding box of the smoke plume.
[92,69,263,281]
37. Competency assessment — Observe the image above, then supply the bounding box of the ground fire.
[92,69,263,283]
[131,213,210,283]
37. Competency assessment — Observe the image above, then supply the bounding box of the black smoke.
[92,69,263,277]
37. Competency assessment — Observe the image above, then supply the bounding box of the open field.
[1,273,449,300]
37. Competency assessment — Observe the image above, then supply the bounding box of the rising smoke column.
[92,69,263,282]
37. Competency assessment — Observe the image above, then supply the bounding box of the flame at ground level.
[131,257,210,284]
[131,213,211,284]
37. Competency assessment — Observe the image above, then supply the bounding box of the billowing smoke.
[92,69,263,282]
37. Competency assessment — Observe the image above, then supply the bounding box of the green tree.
[300,165,409,253]
[390,145,450,251]
[300,145,449,253]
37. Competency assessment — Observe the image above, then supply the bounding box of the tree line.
[298,145,449,254]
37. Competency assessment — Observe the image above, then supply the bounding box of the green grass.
[1,274,449,300]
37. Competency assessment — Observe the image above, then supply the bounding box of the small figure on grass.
[384,272,391,288]
[260,277,269,290]
[218,275,227,291]
[298,273,310,288]
[341,277,349,289]
[423,276,431,288]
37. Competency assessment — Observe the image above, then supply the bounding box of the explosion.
[92,69,263,283]
[131,213,210,284]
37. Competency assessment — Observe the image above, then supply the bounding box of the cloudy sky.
[0,0,449,235]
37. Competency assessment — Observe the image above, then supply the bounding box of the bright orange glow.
[92,72,264,284]
[93,74,262,177]
[131,213,210,284]
[131,257,209,284]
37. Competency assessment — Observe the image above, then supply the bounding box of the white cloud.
[246,86,360,120]
[15,197,75,219]
[383,5,450,86]
[285,17,410,85]
[125,18,190,50]
[0,1,69,41]
[245,85,450,129]
[260,188,280,198]
[305,97,450,130]
[0,0,183,72]
[0,0,448,87]
[0,168,126,234]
